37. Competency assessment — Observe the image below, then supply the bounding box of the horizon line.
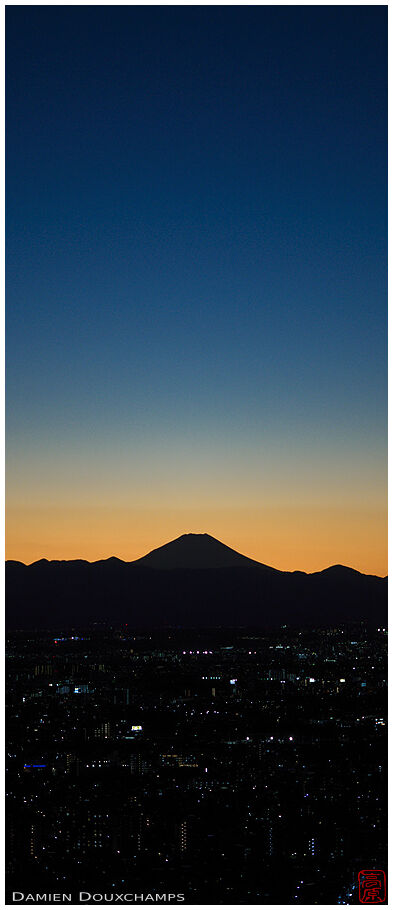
[5,531,387,579]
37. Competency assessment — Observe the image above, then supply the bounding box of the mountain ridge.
[5,532,386,578]
[6,533,387,631]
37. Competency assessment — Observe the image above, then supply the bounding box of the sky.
[6,6,387,574]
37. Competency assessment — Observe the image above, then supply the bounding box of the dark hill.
[135,532,269,570]
[6,534,387,630]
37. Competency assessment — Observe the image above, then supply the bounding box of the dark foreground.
[6,623,387,904]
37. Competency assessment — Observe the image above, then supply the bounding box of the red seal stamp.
[358,870,386,904]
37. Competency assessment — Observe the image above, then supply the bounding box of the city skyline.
[6,6,387,575]
[6,623,387,904]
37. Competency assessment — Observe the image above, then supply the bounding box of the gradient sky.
[6,6,387,574]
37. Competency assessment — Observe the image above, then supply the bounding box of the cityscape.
[6,621,387,904]
[6,5,387,905]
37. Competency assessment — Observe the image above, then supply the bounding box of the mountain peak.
[135,533,266,570]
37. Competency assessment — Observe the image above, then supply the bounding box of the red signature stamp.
[358,870,386,903]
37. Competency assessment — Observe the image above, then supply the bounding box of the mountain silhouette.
[135,533,269,570]
[6,533,387,630]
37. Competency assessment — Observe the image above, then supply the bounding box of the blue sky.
[6,6,387,571]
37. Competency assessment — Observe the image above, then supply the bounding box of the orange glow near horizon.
[6,7,387,595]
[6,503,387,576]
